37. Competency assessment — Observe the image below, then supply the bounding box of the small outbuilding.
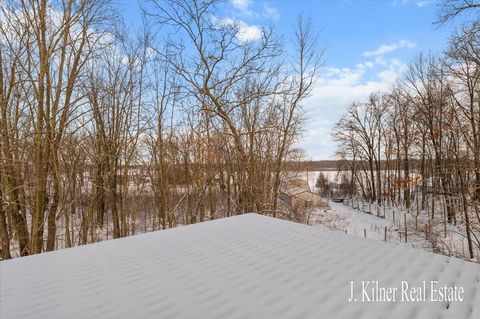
[280,178,324,209]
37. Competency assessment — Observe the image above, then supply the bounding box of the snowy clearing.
[309,199,480,262]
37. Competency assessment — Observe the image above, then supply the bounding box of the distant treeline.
[284,160,437,172]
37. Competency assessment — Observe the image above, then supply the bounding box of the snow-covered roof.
[283,186,311,196]
[1,214,480,318]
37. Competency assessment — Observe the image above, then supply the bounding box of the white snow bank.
[1,213,480,318]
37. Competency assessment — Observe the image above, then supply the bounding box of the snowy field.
[309,201,431,251]
[1,214,480,319]
[288,170,480,262]
[308,199,480,262]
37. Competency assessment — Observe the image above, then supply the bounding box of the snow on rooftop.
[1,213,480,319]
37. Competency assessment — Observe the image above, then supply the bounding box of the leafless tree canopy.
[436,0,480,24]
[0,0,322,258]
[333,13,480,259]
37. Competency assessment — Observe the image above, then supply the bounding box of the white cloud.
[263,3,280,20]
[414,0,434,7]
[212,17,262,42]
[237,21,262,41]
[231,0,280,20]
[356,61,374,69]
[363,39,416,57]
[231,0,253,15]
[298,58,407,159]
[391,0,434,7]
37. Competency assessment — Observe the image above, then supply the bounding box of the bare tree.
[436,0,480,25]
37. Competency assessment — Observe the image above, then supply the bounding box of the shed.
[281,178,325,209]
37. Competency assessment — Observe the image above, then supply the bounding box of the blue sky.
[118,0,457,160]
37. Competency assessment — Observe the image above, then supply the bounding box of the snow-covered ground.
[2,214,480,318]
[309,201,429,249]
[308,199,480,262]
[288,170,480,262]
